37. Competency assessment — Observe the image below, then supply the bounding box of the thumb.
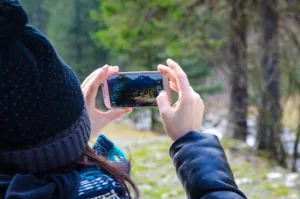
[157,91,171,113]
[104,108,132,121]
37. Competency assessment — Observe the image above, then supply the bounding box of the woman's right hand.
[81,65,132,139]
[157,59,205,141]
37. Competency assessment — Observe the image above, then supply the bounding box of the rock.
[139,184,152,190]
[288,193,300,199]
[285,173,299,188]
[267,172,283,180]
[235,178,253,185]
[247,119,257,133]
[155,152,163,159]
[281,128,296,155]
[202,127,223,139]
[134,111,151,131]
[246,134,256,147]
[201,117,228,139]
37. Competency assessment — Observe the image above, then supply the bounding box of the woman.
[0,1,247,199]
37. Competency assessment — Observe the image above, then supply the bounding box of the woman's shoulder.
[92,134,126,162]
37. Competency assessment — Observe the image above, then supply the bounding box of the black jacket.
[170,131,247,199]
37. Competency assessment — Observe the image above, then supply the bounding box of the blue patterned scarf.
[78,135,130,199]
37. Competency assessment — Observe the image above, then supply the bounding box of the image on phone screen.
[107,73,164,107]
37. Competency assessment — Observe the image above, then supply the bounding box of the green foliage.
[94,0,227,94]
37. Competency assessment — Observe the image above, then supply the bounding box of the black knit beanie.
[0,0,91,174]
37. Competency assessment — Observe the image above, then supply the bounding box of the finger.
[157,90,171,117]
[158,64,179,92]
[84,66,109,108]
[158,64,176,84]
[103,108,132,121]
[82,65,110,93]
[83,65,116,90]
[81,65,108,88]
[90,65,110,86]
[107,66,119,77]
[81,68,101,89]
[166,59,191,93]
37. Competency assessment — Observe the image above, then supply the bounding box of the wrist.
[169,131,194,142]
[169,129,199,142]
[170,133,186,142]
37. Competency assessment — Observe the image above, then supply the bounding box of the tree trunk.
[151,109,158,132]
[292,124,300,172]
[258,0,286,167]
[292,108,300,172]
[227,0,248,141]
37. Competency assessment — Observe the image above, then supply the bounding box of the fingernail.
[166,59,174,68]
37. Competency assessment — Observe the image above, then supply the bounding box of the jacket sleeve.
[170,131,247,199]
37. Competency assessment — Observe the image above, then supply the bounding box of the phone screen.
[107,72,164,107]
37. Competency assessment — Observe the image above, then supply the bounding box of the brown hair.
[76,147,140,199]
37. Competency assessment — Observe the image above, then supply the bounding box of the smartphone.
[102,71,171,108]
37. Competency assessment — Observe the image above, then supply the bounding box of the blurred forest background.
[20,0,300,198]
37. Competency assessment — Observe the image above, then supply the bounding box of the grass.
[129,140,185,199]
[100,123,159,140]
[91,123,300,199]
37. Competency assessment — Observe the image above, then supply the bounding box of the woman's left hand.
[81,65,132,139]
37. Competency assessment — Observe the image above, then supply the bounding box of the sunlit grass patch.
[89,123,160,146]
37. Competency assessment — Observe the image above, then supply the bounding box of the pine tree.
[257,0,286,166]
[45,0,108,81]
[227,0,248,141]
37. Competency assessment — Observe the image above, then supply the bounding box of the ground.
[91,123,300,199]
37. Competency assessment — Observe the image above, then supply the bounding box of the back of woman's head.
[0,0,90,174]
